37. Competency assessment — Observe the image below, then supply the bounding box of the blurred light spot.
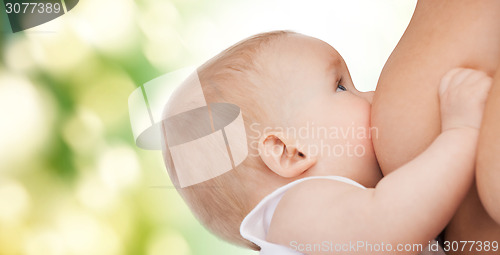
[147,230,191,255]
[183,17,219,60]
[139,1,180,40]
[57,212,121,255]
[62,108,103,154]
[143,36,188,71]
[24,229,65,255]
[76,173,117,212]
[98,145,140,191]
[139,2,189,70]
[0,221,24,254]
[26,29,91,76]
[5,38,37,72]
[71,0,137,54]
[78,72,135,127]
[0,179,30,224]
[0,75,52,171]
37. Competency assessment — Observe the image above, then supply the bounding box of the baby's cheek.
[346,102,374,150]
[344,99,371,129]
[355,101,372,128]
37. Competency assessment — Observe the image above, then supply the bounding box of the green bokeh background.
[0,0,255,254]
[0,0,415,254]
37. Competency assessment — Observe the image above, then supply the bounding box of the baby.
[161,31,492,254]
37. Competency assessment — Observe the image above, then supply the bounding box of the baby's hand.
[439,68,492,132]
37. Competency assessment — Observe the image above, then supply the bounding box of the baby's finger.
[440,68,469,95]
[440,68,463,85]
[448,68,476,87]
[461,70,491,88]
[478,76,493,95]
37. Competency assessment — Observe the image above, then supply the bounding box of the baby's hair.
[162,30,296,250]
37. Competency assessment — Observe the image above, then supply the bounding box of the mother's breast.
[372,0,500,174]
[371,0,500,252]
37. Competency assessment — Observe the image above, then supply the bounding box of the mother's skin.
[372,0,500,254]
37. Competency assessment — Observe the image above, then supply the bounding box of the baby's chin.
[352,147,382,188]
[321,143,381,188]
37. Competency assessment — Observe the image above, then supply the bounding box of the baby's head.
[162,31,381,250]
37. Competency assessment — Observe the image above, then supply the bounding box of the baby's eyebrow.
[326,57,342,73]
[326,61,340,77]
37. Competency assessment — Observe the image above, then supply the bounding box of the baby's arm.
[267,68,492,254]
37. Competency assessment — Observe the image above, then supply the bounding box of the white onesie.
[240,176,446,255]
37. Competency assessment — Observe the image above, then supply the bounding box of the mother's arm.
[477,66,500,225]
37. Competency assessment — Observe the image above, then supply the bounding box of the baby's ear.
[258,132,316,178]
